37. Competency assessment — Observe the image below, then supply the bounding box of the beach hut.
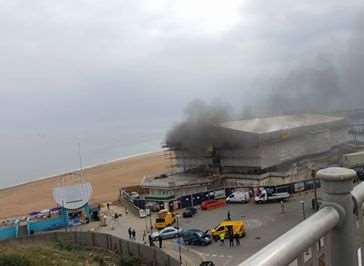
[53,182,93,226]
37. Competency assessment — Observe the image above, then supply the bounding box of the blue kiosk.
[26,182,93,235]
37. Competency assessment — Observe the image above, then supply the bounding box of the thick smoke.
[265,58,344,115]
[165,99,233,151]
[167,11,364,150]
[263,13,364,116]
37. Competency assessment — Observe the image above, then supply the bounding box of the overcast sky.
[1,0,363,128]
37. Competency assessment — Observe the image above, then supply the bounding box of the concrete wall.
[0,231,179,266]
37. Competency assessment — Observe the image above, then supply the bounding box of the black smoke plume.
[167,11,364,150]
[165,99,233,151]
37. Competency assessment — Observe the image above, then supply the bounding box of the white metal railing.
[239,167,364,266]
[240,207,338,266]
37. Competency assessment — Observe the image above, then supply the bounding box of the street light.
[176,214,182,265]
[300,200,306,220]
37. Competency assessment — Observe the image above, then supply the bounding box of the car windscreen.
[156,218,165,223]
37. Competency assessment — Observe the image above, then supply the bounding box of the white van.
[226,191,250,203]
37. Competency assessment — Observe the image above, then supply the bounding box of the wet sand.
[0,151,169,219]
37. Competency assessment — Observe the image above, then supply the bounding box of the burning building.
[171,114,350,174]
[142,113,352,203]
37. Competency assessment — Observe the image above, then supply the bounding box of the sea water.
[0,116,176,189]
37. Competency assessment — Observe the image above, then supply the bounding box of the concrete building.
[143,173,224,200]
[174,114,350,173]
[142,114,353,205]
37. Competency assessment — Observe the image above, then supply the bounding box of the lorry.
[226,191,250,203]
[210,219,246,240]
[154,209,175,230]
[254,188,290,204]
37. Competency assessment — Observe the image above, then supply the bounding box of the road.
[81,192,316,266]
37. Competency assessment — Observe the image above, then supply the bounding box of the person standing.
[143,230,147,244]
[280,200,285,214]
[148,234,153,247]
[219,233,225,246]
[227,211,231,220]
[234,234,240,246]
[229,231,234,247]
[158,235,163,248]
[132,229,136,240]
[128,227,132,239]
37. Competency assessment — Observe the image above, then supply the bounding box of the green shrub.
[0,254,31,266]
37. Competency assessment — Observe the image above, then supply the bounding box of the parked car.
[151,226,182,240]
[200,262,215,266]
[201,199,225,210]
[210,219,246,240]
[182,207,197,218]
[182,229,212,246]
[154,209,176,230]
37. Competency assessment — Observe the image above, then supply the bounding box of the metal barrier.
[240,167,364,266]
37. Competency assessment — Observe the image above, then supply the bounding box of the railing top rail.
[239,207,340,266]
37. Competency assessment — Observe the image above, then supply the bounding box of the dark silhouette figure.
[227,211,231,220]
[128,227,132,239]
[158,235,163,248]
[149,234,153,247]
[132,229,136,240]
[234,234,240,246]
[229,232,234,247]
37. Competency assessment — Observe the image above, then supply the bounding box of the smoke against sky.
[1,0,363,128]
[1,0,364,185]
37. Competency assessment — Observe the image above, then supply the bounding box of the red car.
[201,199,225,210]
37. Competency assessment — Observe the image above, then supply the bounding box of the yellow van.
[154,209,176,230]
[210,219,246,240]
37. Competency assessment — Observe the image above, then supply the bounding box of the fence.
[120,190,150,218]
[1,231,180,266]
[239,167,364,266]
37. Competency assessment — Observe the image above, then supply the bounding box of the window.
[217,226,224,231]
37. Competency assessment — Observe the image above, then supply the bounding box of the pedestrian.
[234,234,240,246]
[125,207,128,215]
[132,229,136,240]
[107,202,110,210]
[280,200,285,214]
[227,210,231,220]
[158,235,163,248]
[143,230,147,244]
[149,234,154,247]
[128,227,132,239]
[219,233,225,246]
[229,231,234,247]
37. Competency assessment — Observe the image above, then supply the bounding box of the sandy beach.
[0,151,169,219]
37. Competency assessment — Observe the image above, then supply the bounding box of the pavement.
[79,191,317,266]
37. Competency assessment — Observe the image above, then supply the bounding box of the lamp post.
[176,214,182,265]
[312,169,319,211]
[300,200,306,220]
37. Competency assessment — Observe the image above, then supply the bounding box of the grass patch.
[0,241,124,266]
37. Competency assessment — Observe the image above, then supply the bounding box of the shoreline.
[0,148,164,192]
[0,150,169,219]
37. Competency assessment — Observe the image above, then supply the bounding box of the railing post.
[318,167,357,266]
